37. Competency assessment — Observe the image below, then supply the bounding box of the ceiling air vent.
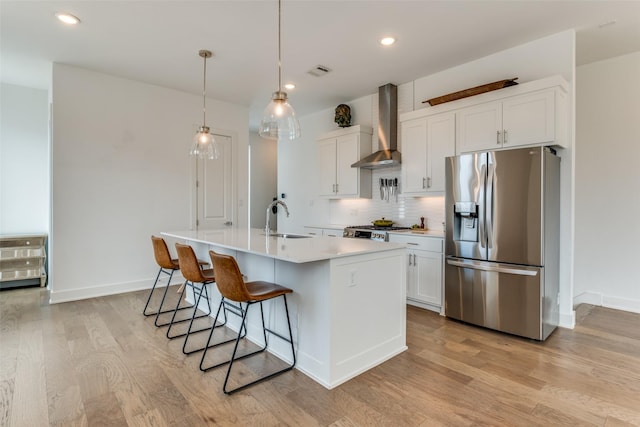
[307,65,332,77]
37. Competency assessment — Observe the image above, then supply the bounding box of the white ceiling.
[2,1,639,129]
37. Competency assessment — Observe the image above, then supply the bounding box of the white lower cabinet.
[388,233,443,313]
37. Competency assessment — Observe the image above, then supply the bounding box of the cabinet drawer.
[0,267,44,281]
[0,247,45,260]
[0,237,45,248]
[0,257,44,270]
[388,234,443,252]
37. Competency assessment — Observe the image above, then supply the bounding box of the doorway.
[193,133,234,230]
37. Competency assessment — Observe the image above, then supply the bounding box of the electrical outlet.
[348,270,357,287]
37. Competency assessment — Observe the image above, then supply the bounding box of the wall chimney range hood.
[351,83,400,169]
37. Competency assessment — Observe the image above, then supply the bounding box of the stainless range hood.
[351,83,400,169]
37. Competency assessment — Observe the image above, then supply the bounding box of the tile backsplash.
[329,167,445,230]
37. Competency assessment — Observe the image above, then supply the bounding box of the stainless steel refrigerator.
[444,146,560,340]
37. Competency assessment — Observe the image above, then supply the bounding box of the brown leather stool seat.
[144,236,208,328]
[199,250,296,395]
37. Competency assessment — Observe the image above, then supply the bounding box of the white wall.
[50,64,249,303]
[249,132,277,229]
[279,30,577,327]
[0,83,49,234]
[574,51,640,313]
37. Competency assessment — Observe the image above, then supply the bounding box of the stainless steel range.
[343,225,411,242]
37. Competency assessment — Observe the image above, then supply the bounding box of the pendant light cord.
[278,0,282,93]
[202,54,207,126]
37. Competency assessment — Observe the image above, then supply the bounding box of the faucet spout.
[265,199,290,235]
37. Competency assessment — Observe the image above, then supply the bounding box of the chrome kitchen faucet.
[265,199,290,236]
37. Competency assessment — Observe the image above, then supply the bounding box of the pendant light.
[190,49,220,160]
[258,0,301,140]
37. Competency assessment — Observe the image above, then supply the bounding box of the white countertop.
[162,228,405,264]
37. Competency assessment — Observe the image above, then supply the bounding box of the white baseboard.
[573,291,640,315]
[49,273,186,304]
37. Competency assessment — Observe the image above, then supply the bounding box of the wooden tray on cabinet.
[422,78,518,106]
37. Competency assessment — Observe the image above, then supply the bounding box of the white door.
[194,133,233,230]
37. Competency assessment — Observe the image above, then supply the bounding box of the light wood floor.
[1,286,640,427]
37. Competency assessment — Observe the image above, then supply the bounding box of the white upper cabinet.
[400,119,428,194]
[318,139,338,197]
[502,90,555,147]
[457,87,562,154]
[456,101,502,153]
[317,125,372,199]
[401,112,455,195]
[427,112,456,192]
[400,75,568,197]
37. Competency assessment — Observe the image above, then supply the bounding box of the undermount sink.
[263,233,311,239]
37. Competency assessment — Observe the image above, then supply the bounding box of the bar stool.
[172,243,227,353]
[144,236,208,327]
[200,250,296,395]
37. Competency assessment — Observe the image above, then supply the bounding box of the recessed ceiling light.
[55,12,81,25]
[380,37,396,46]
[284,83,296,90]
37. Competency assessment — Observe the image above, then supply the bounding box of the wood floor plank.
[9,321,49,426]
[83,391,128,427]
[2,288,640,426]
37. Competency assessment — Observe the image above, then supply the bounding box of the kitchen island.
[162,228,407,389]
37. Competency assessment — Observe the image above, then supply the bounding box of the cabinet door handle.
[422,177,426,189]
[426,177,432,188]
[497,130,501,144]
[503,129,508,144]
[413,254,417,265]
[408,253,412,266]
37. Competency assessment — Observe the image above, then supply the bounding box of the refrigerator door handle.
[446,258,538,277]
[486,163,495,249]
[478,163,487,248]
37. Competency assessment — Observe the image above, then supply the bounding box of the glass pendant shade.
[259,91,301,140]
[259,0,300,141]
[190,126,219,160]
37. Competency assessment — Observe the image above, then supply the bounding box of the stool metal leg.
[198,299,250,372]
[222,295,296,395]
[144,268,185,317]
[182,283,230,355]
[166,281,214,340]
[143,267,165,316]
